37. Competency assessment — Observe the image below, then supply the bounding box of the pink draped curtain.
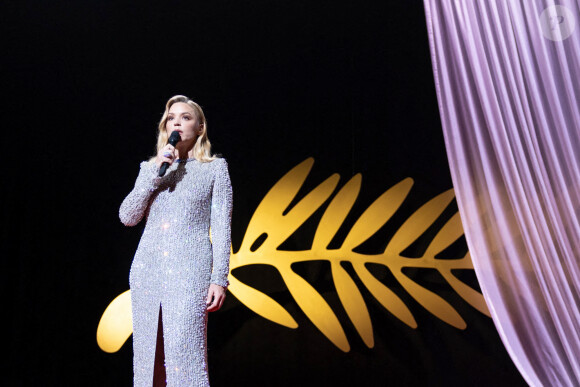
[423,1,580,386]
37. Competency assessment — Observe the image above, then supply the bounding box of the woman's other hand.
[206,284,226,312]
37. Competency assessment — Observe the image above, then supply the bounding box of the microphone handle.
[159,162,170,177]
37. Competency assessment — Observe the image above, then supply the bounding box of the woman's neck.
[175,137,198,159]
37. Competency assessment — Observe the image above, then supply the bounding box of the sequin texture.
[120,158,233,386]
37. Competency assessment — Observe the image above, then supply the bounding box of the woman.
[119,95,233,386]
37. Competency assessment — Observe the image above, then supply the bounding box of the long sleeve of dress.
[119,161,162,226]
[209,158,233,287]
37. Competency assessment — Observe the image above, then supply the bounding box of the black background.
[5,1,526,386]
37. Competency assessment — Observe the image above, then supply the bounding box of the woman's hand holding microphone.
[156,143,178,168]
[157,131,182,177]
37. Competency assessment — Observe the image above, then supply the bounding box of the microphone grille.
[168,131,181,146]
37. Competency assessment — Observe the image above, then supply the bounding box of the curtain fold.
[423,1,580,386]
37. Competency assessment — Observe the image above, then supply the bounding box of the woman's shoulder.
[208,156,228,168]
[208,157,230,180]
[139,159,157,169]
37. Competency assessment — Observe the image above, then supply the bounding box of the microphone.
[159,131,181,177]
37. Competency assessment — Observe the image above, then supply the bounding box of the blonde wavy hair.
[151,95,216,163]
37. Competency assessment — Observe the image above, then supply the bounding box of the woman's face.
[166,102,201,143]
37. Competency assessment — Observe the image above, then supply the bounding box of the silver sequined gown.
[119,157,232,387]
